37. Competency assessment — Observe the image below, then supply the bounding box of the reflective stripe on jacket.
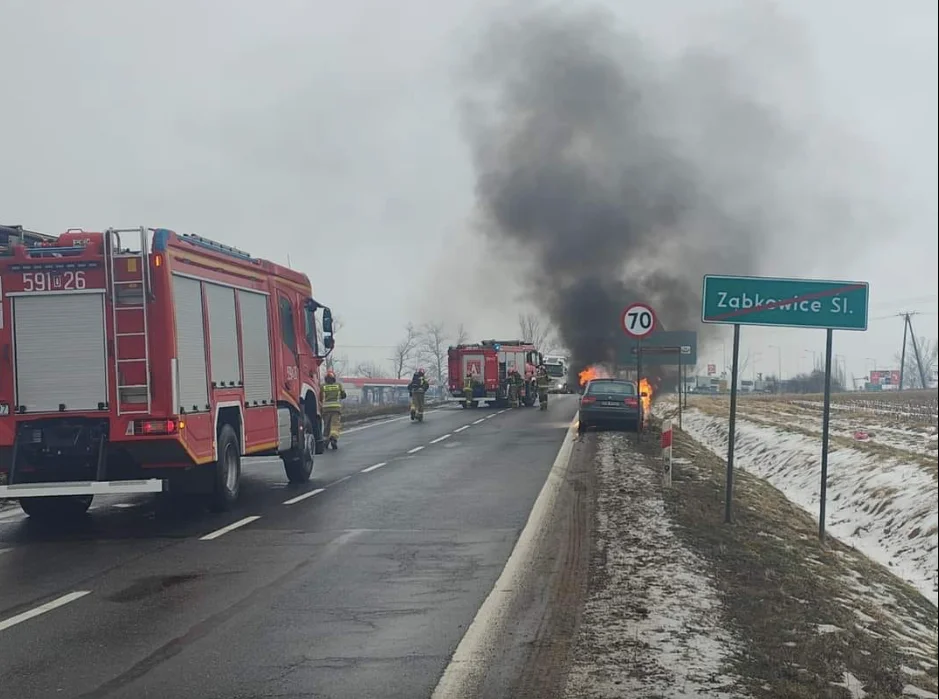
[321,382,344,410]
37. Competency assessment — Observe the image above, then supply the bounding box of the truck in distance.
[0,226,335,521]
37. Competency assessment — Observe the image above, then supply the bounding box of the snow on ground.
[739,397,938,460]
[658,396,938,606]
[564,432,750,699]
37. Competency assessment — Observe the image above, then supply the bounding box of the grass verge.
[664,426,938,698]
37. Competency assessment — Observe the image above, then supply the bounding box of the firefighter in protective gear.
[507,367,522,408]
[536,363,550,410]
[320,370,346,449]
[408,368,430,421]
[463,368,475,408]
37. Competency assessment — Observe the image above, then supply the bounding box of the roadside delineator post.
[661,419,673,487]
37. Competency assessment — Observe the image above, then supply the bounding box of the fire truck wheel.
[283,413,315,484]
[19,495,93,521]
[209,424,241,512]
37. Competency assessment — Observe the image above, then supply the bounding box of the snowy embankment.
[657,396,938,607]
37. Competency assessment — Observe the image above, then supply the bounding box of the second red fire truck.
[447,340,543,408]
[0,225,335,520]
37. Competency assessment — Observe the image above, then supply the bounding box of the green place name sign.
[701,275,869,331]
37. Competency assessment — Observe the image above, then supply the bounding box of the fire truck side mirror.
[321,307,335,350]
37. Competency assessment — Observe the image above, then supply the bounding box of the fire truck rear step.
[0,479,165,498]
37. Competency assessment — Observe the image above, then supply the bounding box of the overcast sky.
[2,0,936,382]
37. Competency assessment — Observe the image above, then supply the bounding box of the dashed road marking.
[498,409,508,414]
[283,488,326,505]
[472,418,485,425]
[361,462,387,473]
[330,475,353,486]
[0,591,91,633]
[429,434,451,444]
[407,446,425,454]
[200,515,261,541]
[454,425,470,433]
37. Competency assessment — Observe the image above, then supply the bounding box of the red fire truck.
[447,340,543,408]
[0,226,335,520]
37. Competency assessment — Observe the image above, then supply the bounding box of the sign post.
[622,303,657,438]
[677,351,683,430]
[701,274,869,535]
[661,418,673,486]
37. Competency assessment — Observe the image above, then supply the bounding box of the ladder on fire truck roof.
[105,227,152,416]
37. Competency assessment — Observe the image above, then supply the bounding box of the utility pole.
[902,313,929,389]
[898,316,909,391]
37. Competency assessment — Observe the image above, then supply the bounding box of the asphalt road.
[0,395,579,699]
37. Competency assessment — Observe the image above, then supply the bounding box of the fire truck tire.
[209,424,241,512]
[283,413,315,484]
[19,495,93,520]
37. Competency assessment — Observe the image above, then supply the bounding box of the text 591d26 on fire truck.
[0,225,335,520]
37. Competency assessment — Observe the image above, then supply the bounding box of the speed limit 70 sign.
[622,303,657,339]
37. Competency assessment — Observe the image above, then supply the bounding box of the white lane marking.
[407,446,425,454]
[498,409,508,414]
[0,548,11,556]
[361,462,388,473]
[283,488,325,505]
[431,416,578,698]
[0,590,91,633]
[330,475,353,486]
[200,515,261,541]
[454,425,470,433]
[472,418,485,425]
[485,413,496,419]
[429,434,451,444]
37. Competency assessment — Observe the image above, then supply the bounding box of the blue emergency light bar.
[179,233,257,262]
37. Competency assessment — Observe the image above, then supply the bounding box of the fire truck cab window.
[303,303,319,354]
[278,293,298,357]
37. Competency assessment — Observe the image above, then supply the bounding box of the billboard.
[869,370,901,386]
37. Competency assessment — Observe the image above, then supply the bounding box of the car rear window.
[586,381,636,395]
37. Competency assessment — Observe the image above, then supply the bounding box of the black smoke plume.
[459,5,873,377]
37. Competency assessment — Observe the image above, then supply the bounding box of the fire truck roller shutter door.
[237,290,274,406]
[204,283,240,388]
[12,293,108,413]
[172,275,210,412]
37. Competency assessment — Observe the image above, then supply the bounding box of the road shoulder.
[561,423,938,698]
[431,418,594,699]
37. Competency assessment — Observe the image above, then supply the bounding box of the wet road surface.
[0,396,579,698]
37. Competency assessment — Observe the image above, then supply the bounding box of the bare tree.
[895,337,938,389]
[454,322,469,346]
[417,321,449,390]
[390,322,420,379]
[353,361,385,378]
[518,313,552,349]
